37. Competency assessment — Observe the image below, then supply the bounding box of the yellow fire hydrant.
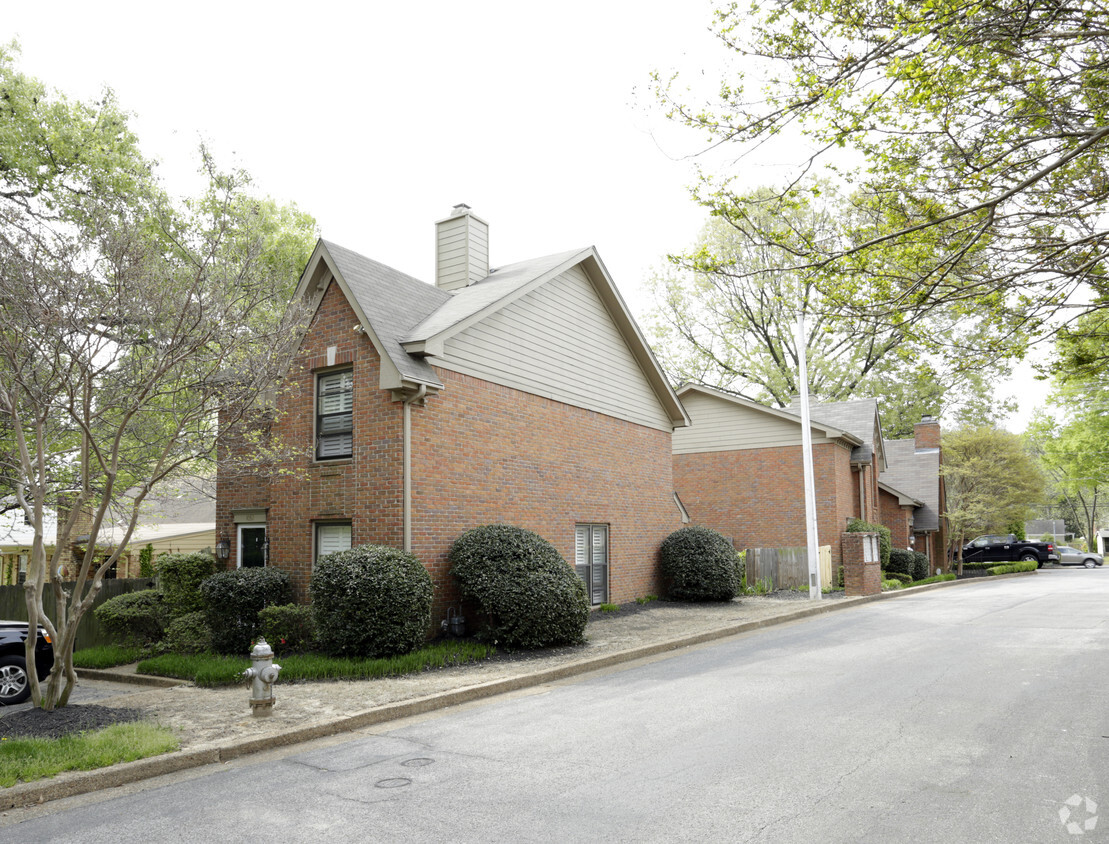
[242,638,281,716]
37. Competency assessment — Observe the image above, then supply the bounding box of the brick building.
[216,206,689,621]
[672,385,942,570]
[879,417,947,573]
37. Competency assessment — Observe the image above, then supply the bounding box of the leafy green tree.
[1026,407,1109,554]
[0,47,316,710]
[652,0,1109,360]
[647,188,1011,426]
[942,426,1045,574]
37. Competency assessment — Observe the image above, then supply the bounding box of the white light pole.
[797,310,822,599]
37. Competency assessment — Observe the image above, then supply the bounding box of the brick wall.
[879,489,912,549]
[217,279,682,619]
[412,368,682,619]
[674,441,856,566]
[216,280,404,599]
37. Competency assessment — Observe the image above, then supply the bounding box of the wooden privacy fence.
[745,546,833,591]
[0,578,155,652]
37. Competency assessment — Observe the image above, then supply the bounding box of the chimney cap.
[919,415,937,423]
[450,203,472,216]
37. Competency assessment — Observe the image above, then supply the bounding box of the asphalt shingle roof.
[880,438,942,531]
[323,239,451,387]
[784,397,882,466]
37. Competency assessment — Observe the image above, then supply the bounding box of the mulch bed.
[0,705,143,740]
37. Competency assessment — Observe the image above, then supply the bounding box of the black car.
[0,621,54,705]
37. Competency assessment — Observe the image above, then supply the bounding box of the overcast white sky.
[5,1,1046,430]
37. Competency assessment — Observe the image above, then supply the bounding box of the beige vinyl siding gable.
[436,265,672,430]
[674,391,839,453]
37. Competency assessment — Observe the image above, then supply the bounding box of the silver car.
[1054,545,1104,568]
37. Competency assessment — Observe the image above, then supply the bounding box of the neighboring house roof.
[675,384,863,448]
[881,438,942,531]
[295,238,689,428]
[784,397,887,470]
[878,480,924,509]
[0,504,58,550]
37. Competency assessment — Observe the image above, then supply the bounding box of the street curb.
[74,668,184,688]
[0,570,1037,810]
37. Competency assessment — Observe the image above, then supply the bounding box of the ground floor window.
[315,522,351,565]
[575,524,609,605]
[238,524,267,568]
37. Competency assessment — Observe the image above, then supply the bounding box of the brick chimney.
[914,415,941,450]
[435,204,489,291]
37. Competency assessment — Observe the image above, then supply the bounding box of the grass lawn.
[136,639,497,686]
[0,723,179,788]
[72,645,144,669]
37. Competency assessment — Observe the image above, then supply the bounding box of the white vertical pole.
[797,311,822,599]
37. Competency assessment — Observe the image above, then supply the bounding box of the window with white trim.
[316,368,353,460]
[315,522,352,564]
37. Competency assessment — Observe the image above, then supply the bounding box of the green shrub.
[987,559,1038,575]
[659,526,739,602]
[882,570,913,584]
[199,567,292,655]
[912,573,957,586]
[887,549,915,578]
[846,519,891,568]
[258,603,317,654]
[157,552,216,618]
[912,551,930,581]
[311,545,432,658]
[449,525,588,649]
[138,544,155,579]
[837,566,845,588]
[881,578,904,590]
[93,589,166,646]
[160,611,213,655]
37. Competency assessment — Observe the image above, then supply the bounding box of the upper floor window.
[316,368,353,460]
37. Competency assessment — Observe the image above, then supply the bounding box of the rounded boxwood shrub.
[94,589,166,646]
[258,603,317,655]
[660,525,739,602]
[199,567,292,655]
[311,545,432,658]
[449,525,588,649]
[161,610,213,655]
[887,549,916,579]
[157,552,215,618]
[912,550,930,581]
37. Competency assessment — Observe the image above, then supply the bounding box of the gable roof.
[881,438,942,531]
[675,384,862,446]
[294,239,688,427]
[784,397,887,470]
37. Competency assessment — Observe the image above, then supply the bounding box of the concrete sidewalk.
[1,575,996,810]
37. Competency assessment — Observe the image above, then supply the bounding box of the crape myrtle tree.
[646,185,1013,433]
[0,44,316,709]
[941,426,1044,574]
[651,0,1109,364]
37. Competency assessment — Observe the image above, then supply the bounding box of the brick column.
[842,531,881,596]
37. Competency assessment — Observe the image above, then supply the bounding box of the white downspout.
[402,384,427,553]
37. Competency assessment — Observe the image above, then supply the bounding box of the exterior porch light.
[215,536,231,561]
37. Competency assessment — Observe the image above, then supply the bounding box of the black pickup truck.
[961,534,1059,567]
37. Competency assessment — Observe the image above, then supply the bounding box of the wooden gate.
[745,546,832,591]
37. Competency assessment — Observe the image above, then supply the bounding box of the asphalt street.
[2,568,1105,843]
